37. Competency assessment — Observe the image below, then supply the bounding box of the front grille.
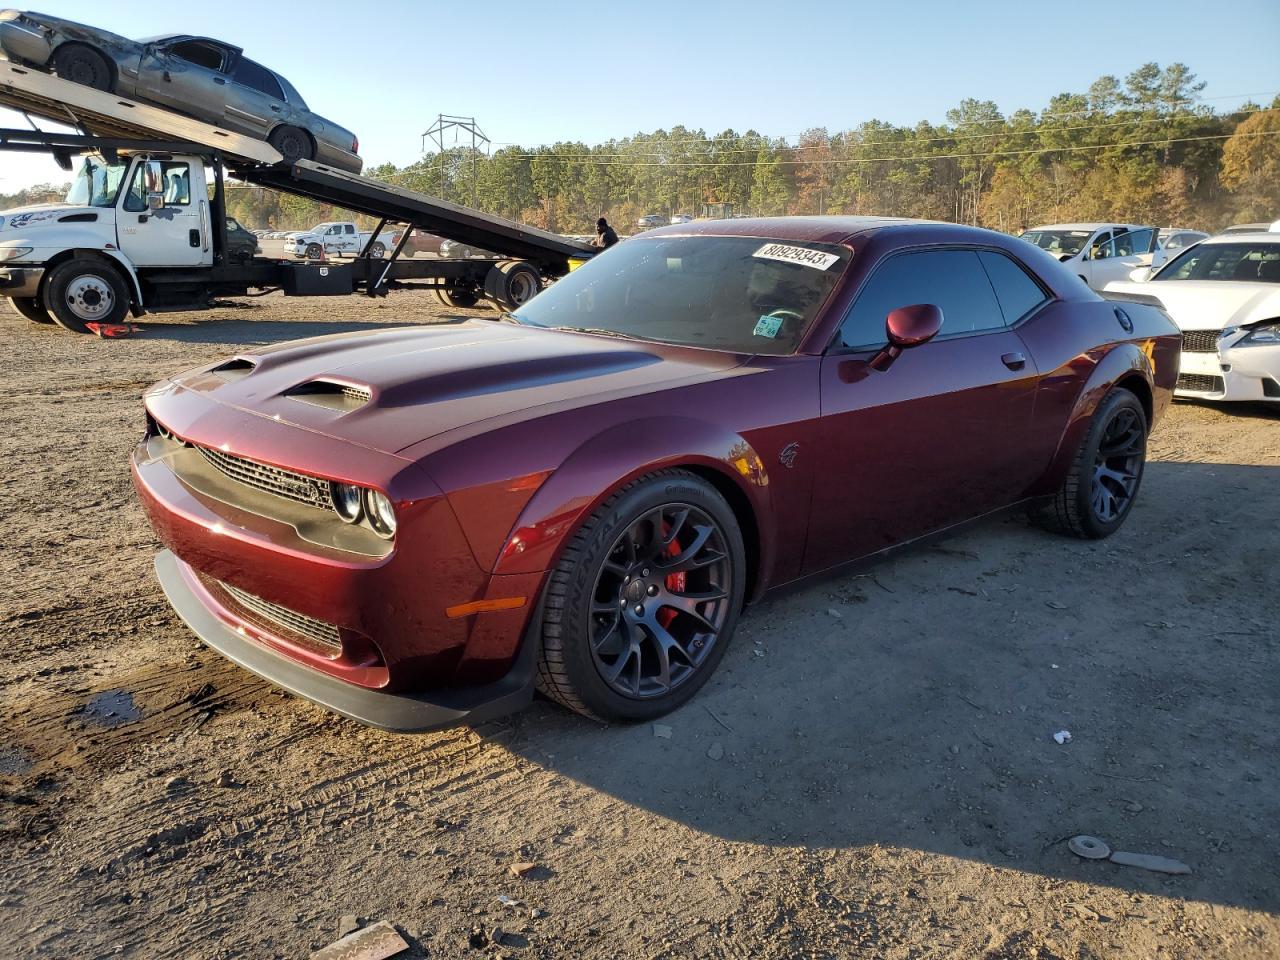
[195,444,333,510]
[218,579,341,653]
[1181,330,1220,353]
[1176,373,1224,393]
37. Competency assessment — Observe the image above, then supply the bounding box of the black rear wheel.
[434,287,479,308]
[9,297,53,324]
[51,44,113,91]
[268,126,313,166]
[1040,387,1147,538]
[537,470,745,722]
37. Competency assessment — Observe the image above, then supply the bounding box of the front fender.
[490,416,774,587]
[37,246,144,308]
[1033,341,1156,496]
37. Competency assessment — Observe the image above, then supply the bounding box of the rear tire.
[368,242,386,259]
[51,44,113,91]
[483,260,542,310]
[268,126,313,166]
[536,470,746,723]
[45,257,130,333]
[9,297,53,324]
[1039,387,1147,539]
[434,287,479,308]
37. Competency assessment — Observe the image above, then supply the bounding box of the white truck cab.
[0,150,214,330]
[1019,223,1158,291]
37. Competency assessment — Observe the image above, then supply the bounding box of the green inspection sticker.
[753,314,783,338]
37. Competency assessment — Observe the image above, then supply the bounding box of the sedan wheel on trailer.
[536,469,746,722]
[1039,387,1147,539]
[434,287,479,308]
[268,126,313,166]
[51,44,113,91]
[9,297,54,324]
[483,260,542,310]
[45,258,130,333]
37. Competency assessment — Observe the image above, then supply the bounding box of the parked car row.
[1019,223,1208,291]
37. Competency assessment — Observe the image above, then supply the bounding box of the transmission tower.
[422,114,490,206]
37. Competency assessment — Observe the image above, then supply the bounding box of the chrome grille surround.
[217,579,341,653]
[1181,330,1220,354]
[195,444,334,510]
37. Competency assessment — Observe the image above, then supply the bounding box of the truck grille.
[1181,330,1220,353]
[196,444,333,510]
[216,579,341,654]
[1176,373,1224,393]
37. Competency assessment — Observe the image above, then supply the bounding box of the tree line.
[4,64,1277,238]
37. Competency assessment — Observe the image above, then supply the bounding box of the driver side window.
[837,249,1006,350]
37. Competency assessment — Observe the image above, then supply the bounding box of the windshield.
[1153,242,1280,283]
[64,156,130,208]
[511,235,851,355]
[1019,229,1093,257]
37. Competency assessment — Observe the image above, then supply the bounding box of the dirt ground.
[1,291,1277,960]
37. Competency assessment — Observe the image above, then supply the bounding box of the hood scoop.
[285,378,372,411]
[212,357,258,381]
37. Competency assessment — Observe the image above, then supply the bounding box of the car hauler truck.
[0,61,594,332]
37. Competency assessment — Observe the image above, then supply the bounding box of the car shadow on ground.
[128,315,470,345]
[485,459,1279,914]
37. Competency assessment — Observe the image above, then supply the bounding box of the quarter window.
[837,249,1006,350]
[167,40,226,72]
[232,58,284,100]
[977,251,1049,323]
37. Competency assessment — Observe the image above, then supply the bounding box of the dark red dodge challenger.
[132,218,1180,730]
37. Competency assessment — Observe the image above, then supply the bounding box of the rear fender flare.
[492,416,775,587]
[1036,342,1154,494]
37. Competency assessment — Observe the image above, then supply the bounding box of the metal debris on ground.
[496,895,523,909]
[309,920,408,960]
[1067,834,1192,875]
[1053,730,1072,745]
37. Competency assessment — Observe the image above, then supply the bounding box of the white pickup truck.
[284,221,391,260]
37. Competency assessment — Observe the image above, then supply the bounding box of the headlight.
[0,247,34,262]
[332,483,363,523]
[1240,322,1280,346]
[363,489,396,538]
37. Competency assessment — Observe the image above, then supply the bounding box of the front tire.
[51,44,113,91]
[537,470,746,722]
[9,297,54,324]
[1041,387,1147,538]
[45,258,130,333]
[368,242,386,259]
[434,287,478,308]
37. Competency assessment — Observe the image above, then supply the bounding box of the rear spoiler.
[1100,290,1165,309]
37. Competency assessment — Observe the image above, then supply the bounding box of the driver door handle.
[1001,352,1026,371]
[213,76,226,85]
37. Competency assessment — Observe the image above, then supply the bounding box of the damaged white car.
[1105,227,1280,404]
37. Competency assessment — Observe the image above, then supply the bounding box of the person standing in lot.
[594,217,619,249]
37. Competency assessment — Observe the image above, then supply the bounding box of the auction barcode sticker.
[753,243,840,271]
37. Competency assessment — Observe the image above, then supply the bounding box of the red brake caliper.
[658,527,685,628]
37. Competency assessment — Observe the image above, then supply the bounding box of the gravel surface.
[1,292,1277,959]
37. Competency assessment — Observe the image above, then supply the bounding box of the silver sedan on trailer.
[0,9,362,173]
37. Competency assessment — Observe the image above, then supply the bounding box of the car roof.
[1201,231,1280,244]
[642,215,952,245]
[1025,222,1141,231]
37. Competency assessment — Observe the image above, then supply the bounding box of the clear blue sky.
[2,0,1278,190]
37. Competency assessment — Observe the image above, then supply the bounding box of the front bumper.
[156,550,537,731]
[1177,344,1280,402]
[0,266,45,298]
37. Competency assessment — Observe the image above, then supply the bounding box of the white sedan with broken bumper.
[1105,229,1280,404]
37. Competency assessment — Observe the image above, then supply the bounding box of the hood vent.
[286,379,372,411]
[212,357,258,381]
[58,213,98,223]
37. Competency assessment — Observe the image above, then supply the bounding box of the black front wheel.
[45,258,130,333]
[537,470,746,722]
[1041,387,1147,538]
[51,44,113,91]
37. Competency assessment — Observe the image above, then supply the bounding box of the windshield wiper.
[552,326,652,342]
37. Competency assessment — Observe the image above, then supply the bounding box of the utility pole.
[421,114,490,207]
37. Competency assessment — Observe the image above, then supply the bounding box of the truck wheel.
[484,260,542,310]
[435,287,478,308]
[45,258,130,333]
[368,242,386,259]
[51,44,113,91]
[9,297,54,324]
[305,243,324,261]
[268,126,314,166]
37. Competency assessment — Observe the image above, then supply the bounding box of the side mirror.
[146,192,165,210]
[143,159,164,209]
[870,303,943,371]
[1128,266,1152,283]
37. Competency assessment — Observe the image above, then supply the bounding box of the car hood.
[1104,280,1280,330]
[0,204,101,231]
[168,321,747,458]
